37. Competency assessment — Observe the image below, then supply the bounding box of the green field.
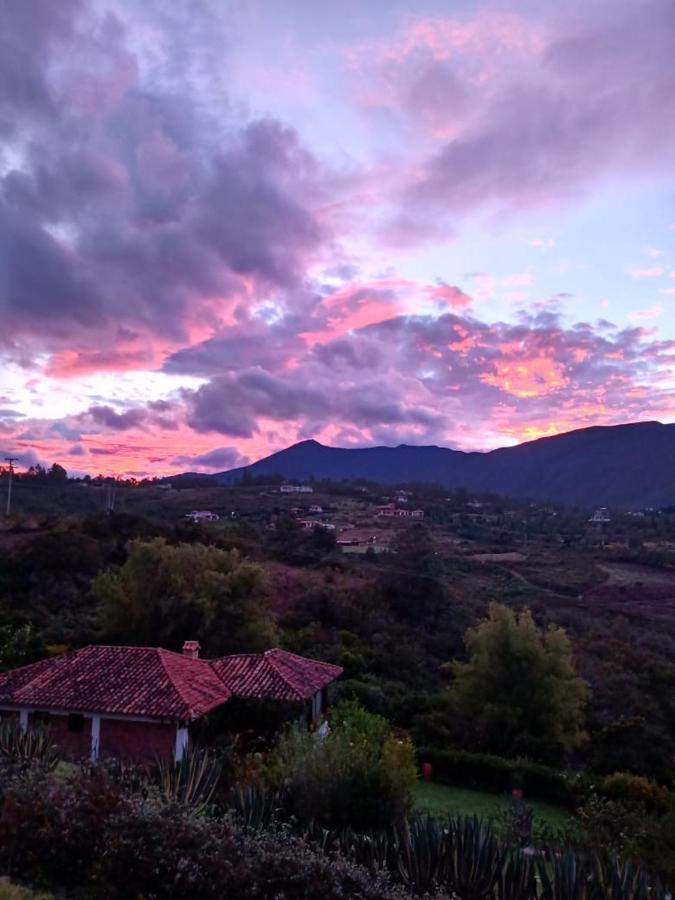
[414,781,572,833]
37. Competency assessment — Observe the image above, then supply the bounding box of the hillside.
[195,421,675,508]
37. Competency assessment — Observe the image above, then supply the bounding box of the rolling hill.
[182,421,675,508]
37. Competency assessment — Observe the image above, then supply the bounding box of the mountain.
[185,421,675,508]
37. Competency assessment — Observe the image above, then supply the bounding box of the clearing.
[414,781,572,833]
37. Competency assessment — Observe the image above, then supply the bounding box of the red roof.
[0,646,342,720]
[212,649,342,702]
[0,646,231,722]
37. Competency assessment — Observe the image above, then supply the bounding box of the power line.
[4,457,18,516]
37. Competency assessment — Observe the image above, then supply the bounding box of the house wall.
[99,718,176,762]
[13,710,178,763]
[41,713,92,759]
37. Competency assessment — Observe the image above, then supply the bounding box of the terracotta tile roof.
[0,645,342,720]
[212,649,343,702]
[0,646,231,722]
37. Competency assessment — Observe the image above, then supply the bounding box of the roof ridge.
[156,650,196,719]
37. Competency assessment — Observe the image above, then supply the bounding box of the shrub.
[264,701,417,830]
[600,772,670,810]
[416,747,576,807]
[0,767,409,899]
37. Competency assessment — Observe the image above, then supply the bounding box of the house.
[0,642,342,764]
[185,510,219,522]
[376,504,396,517]
[376,504,424,519]
[308,505,323,513]
[588,507,611,524]
[280,484,313,494]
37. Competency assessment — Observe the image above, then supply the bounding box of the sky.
[1,0,675,477]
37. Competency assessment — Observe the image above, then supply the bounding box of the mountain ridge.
[177,421,675,508]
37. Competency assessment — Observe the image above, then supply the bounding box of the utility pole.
[4,457,18,516]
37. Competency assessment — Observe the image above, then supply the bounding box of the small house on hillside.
[0,642,341,764]
[280,484,313,494]
[185,510,219,522]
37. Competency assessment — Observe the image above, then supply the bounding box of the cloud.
[630,266,665,278]
[0,2,326,364]
[171,446,249,472]
[358,1,675,226]
[627,305,664,322]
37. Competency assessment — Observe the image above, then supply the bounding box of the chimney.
[182,640,200,659]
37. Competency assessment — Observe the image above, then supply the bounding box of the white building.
[280,484,313,494]
[185,510,220,522]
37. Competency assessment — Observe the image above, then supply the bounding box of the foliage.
[94,537,275,654]
[379,524,448,623]
[153,748,222,812]
[417,747,577,807]
[599,771,670,810]
[0,721,59,772]
[264,701,417,830]
[447,603,589,762]
[0,767,408,899]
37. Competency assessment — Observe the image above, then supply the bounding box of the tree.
[447,603,589,762]
[379,523,447,622]
[94,538,275,655]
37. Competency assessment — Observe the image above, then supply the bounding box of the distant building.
[588,507,611,524]
[185,510,219,522]
[309,504,323,513]
[280,484,313,494]
[376,504,424,519]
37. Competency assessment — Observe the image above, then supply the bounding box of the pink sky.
[1,0,675,476]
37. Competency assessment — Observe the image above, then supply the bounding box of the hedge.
[416,747,578,807]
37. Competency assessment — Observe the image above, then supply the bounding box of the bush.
[264,701,417,830]
[417,747,577,807]
[0,767,408,899]
[600,772,670,811]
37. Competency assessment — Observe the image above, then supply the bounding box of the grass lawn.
[414,780,572,834]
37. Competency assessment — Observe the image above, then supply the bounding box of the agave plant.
[154,747,221,812]
[496,849,538,900]
[394,811,450,895]
[227,783,281,830]
[0,718,59,771]
[593,853,668,900]
[537,850,597,900]
[444,816,504,900]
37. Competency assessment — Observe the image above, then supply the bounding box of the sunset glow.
[2,0,675,476]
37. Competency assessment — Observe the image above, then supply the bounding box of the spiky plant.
[496,850,538,900]
[444,816,503,900]
[395,811,450,895]
[0,719,59,771]
[593,853,668,900]
[537,850,596,900]
[154,747,221,812]
[227,783,281,830]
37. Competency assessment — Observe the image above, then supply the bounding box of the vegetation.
[413,781,572,833]
[1,471,675,889]
[264,700,417,830]
[446,603,589,763]
[93,537,275,654]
